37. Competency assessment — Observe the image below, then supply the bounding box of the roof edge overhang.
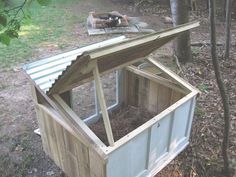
[48,21,200,95]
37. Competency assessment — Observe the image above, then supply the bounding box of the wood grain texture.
[125,70,180,115]
[93,64,114,146]
[37,104,106,177]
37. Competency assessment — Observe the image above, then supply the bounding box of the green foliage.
[37,0,52,6]
[0,32,10,45]
[0,14,7,26]
[0,0,52,46]
[0,0,87,68]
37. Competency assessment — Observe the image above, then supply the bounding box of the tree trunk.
[170,0,192,63]
[209,0,231,176]
[225,0,232,59]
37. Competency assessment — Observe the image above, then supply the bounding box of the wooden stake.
[93,64,115,146]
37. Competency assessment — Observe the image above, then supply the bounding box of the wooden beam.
[93,64,115,146]
[126,66,188,94]
[147,57,200,94]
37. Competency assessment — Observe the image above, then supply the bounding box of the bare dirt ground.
[0,0,236,177]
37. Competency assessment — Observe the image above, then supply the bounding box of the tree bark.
[209,0,231,176]
[170,0,192,63]
[225,0,232,59]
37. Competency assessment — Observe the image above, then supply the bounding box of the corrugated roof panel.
[34,71,63,85]
[22,36,127,93]
[30,61,72,80]
[47,21,200,95]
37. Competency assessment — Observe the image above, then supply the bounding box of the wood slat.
[93,64,115,146]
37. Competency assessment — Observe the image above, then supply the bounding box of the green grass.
[0,0,86,68]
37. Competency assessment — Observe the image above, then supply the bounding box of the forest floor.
[0,0,236,177]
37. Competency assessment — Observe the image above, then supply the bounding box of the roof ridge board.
[86,21,200,60]
[47,21,200,95]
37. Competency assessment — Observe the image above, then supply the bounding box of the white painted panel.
[170,99,191,151]
[185,97,196,139]
[107,130,149,177]
[148,114,171,169]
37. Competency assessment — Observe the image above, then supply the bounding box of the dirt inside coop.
[89,106,155,146]
[71,70,184,146]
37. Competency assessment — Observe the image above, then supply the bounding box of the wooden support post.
[93,64,115,146]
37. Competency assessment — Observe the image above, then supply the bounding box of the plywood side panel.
[171,90,184,104]
[156,84,172,113]
[42,109,62,167]
[127,71,139,107]
[31,86,50,155]
[148,81,158,113]
[126,72,174,114]
[35,105,50,155]
[89,149,106,177]
[37,104,106,177]
[138,76,150,110]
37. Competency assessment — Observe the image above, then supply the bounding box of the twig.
[173,54,183,75]
[13,0,27,19]
[191,42,224,47]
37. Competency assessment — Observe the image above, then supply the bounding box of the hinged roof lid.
[23,21,200,95]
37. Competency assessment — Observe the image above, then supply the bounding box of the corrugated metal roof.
[22,36,127,93]
[47,21,201,95]
[23,21,200,94]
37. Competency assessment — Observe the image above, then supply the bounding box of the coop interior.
[68,60,190,146]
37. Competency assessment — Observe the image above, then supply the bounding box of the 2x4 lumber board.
[126,66,188,94]
[147,57,200,94]
[93,64,115,146]
[121,69,129,106]
[88,21,200,59]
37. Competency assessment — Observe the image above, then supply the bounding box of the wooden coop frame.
[23,21,200,177]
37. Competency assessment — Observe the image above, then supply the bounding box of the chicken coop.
[23,21,200,177]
